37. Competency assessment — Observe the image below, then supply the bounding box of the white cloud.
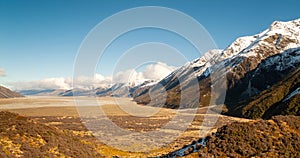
[0,68,5,77]
[12,77,71,90]
[10,73,112,91]
[142,62,176,80]
[9,62,177,90]
[112,62,176,84]
[113,69,143,84]
[72,74,112,89]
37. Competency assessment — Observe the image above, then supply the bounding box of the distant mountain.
[94,80,156,97]
[58,82,144,97]
[133,18,300,118]
[19,89,66,96]
[0,85,23,98]
[20,80,157,98]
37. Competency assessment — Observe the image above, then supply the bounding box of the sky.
[0,0,299,90]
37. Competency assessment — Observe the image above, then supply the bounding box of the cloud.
[0,68,5,77]
[9,62,177,90]
[113,69,144,84]
[142,62,176,80]
[112,62,176,84]
[11,74,112,91]
[72,74,112,89]
[12,77,71,90]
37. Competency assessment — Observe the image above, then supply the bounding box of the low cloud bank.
[10,62,176,90]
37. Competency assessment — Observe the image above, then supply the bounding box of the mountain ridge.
[133,18,300,119]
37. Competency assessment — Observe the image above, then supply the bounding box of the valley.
[0,96,250,157]
[1,5,299,157]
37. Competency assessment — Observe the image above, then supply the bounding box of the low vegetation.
[161,115,300,157]
[0,111,102,157]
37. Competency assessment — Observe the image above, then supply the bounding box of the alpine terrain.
[133,18,300,119]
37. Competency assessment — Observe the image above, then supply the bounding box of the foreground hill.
[160,115,300,157]
[0,111,101,157]
[133,18,300,119]
[0,86,23,98]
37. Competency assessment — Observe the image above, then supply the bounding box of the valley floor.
[0,96,250,157]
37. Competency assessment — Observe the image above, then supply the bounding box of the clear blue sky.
[0,0,299,83]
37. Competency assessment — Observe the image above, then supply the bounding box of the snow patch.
[283,87,300,102]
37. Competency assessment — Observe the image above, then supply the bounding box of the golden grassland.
[0,96,250,157]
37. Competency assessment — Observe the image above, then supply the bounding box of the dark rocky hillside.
[225,49,300,119]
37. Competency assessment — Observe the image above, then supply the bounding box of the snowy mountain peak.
[222,36,257,58]
[221,18,300,60]
[269,18,300,32]
[157,18,300,87]
[267,18,300,46]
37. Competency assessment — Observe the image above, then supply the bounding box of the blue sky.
[0,0,299,86]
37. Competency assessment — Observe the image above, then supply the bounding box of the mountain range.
[17,18,300,119]
[18,80,156,97]
[1,18,300,158]
[133,18,300,119]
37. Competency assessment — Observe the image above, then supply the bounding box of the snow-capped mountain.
[66,80,156,97]
[17,18,300,118]
[133,18,300,118]
[20,79,157,98]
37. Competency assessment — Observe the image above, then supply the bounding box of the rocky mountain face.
[226,53,300,119]
[133,18,300,118]
[0,85,23,98]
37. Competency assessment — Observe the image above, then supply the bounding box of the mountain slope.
[133,18,300,119]
[227,65,300,119]
[0,86,23,98]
